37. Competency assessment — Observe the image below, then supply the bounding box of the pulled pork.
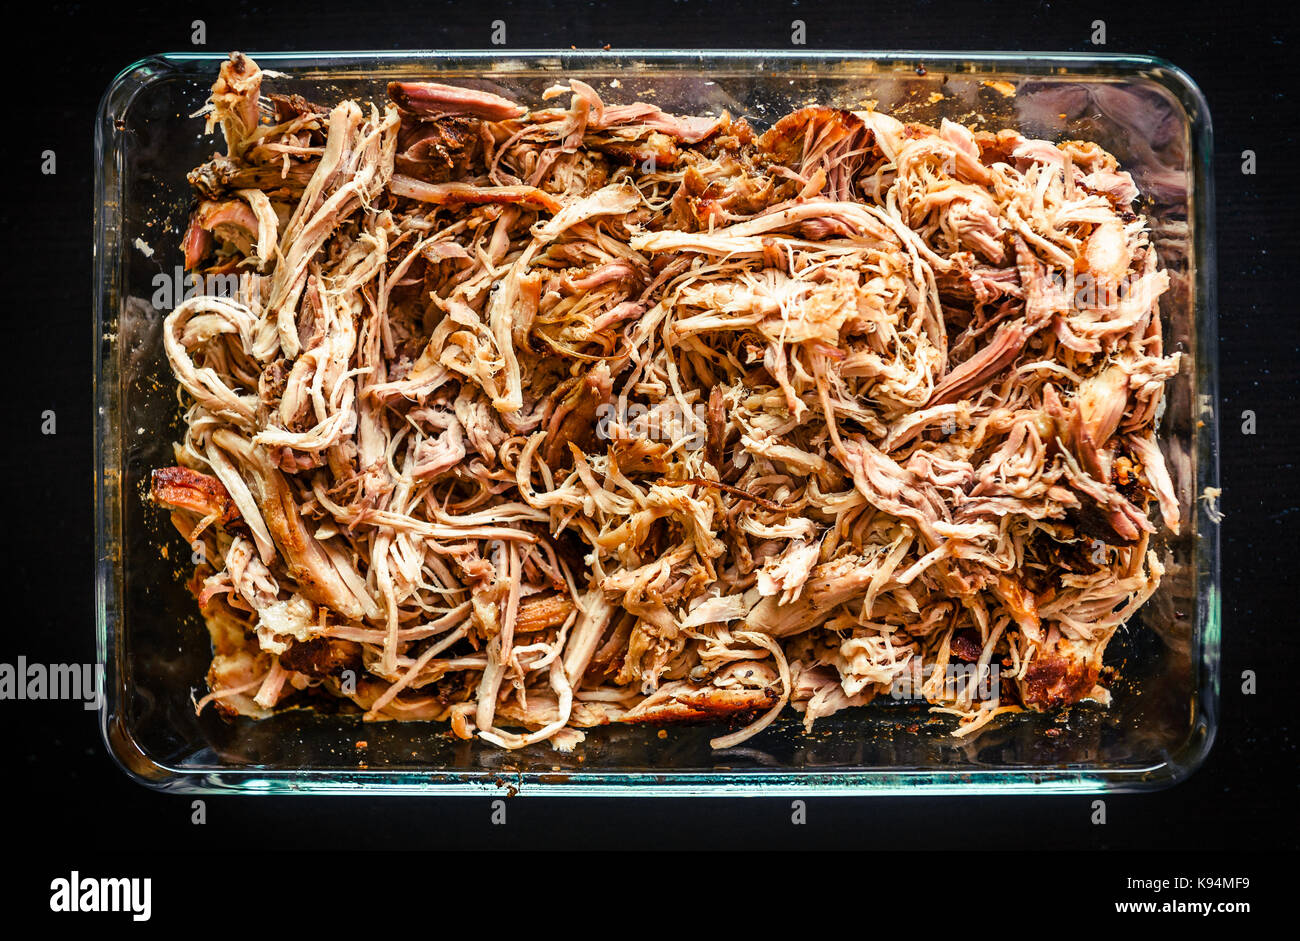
[153,53,1181,749]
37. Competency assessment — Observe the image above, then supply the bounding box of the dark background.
[0,0,1295,857]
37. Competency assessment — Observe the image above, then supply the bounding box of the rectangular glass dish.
[94,50,1219,795]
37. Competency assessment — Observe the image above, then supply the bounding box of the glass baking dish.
[94,50,1219,795]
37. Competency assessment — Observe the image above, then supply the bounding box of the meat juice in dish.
[150,53,1181,751]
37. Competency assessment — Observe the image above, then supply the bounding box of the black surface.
[0,0,1295,856]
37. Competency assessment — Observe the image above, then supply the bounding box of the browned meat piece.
[669,158,778,229]
[619,685,779,724]
[151,467,241,530]
[1019,652,1099,710]
[973,128,1023,167]
[181,199,260,268]
[756,106,874,200]
[181,220,212,271]
[591,102,725,143]
[516,593,575,634]
[541,361,612,467]
[389,174,562,212]
[388,81,526,121]
[211,431,375,622]
[589,132,681,168]
[927,319,1037,406]
[279,637,363,678]
[188,155,320,200]
[268,92,327,121]
[396,116,480,177]
[992,575,1041,639]
[706,385,726,471]
[758,106,861,164]
[949,630,983,663]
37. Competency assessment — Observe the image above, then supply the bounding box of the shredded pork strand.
[152,54,1182,750]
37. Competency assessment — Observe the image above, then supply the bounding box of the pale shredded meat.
[153,53,1181,749]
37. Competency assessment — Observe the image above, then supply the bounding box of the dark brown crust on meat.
[396,117,481,180]
[950,630,983,663]
[188,155,320,201]
[151,466,242,529]
[279,637,363,678]
[1020,654,1098,710]
[974,129,1022,167]
[268,92,327,122]
[541,363,612,467]
[706,385,726,471]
